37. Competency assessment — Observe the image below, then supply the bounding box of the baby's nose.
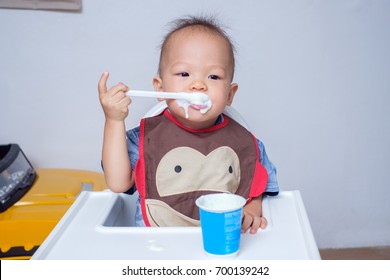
[190,80,207,91]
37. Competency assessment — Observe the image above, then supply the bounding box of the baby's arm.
[241,195,267,234]
[98,72,134,192]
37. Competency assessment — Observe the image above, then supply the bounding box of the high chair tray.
[32,190,320,259]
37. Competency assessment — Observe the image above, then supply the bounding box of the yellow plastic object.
[0,168,107,259]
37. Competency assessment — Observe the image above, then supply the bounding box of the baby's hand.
[98,72,131,121]
[241,196,267,234]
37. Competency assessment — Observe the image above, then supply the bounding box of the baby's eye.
[208,74,220,80]
[178,72,189,77]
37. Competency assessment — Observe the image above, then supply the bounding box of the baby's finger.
[249,216,262,234]
[260,217,268,229]
[98,72,109,96]
[119,95,132,107]
[109,82,129,98]
[241,213,253,233]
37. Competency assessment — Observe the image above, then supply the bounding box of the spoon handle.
[126,90,188,100]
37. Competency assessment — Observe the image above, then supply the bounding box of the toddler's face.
[153,28,238,129]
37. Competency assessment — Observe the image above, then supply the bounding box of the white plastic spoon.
[126,90,213,118]
[126,90,210,105]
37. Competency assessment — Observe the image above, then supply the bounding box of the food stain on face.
[175,98,212,119]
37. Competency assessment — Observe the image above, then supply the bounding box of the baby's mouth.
[190,104,208,110]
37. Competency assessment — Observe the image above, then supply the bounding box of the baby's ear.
[153,76,165,101]
[227,83,238,106]
[153,76,163,92]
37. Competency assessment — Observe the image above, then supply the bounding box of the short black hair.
[158,15,236,78]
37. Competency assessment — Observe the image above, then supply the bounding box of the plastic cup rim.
[195,193,246,213]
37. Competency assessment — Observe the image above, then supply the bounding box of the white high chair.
[31,102,321,260]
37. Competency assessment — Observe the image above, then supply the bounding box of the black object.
[0,144,36,213]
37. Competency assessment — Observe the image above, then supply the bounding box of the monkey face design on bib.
[156,146,241,196]
[145,146,241,227]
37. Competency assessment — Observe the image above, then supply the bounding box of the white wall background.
[1,0,389,249]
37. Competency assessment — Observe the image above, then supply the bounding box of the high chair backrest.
[143,101,249,129]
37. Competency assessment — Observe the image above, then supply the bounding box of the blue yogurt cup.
[196,193,246,257]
